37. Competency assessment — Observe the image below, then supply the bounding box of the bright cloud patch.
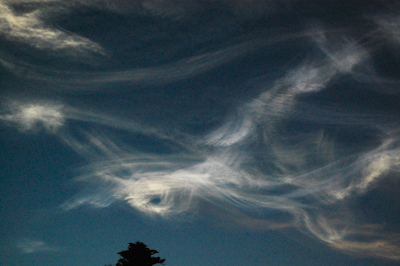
[0,101,65,132]
[0,0,105,56]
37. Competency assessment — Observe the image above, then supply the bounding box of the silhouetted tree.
[107,242,166,266]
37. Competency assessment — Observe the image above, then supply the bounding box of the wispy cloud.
[16,238,60,254]
[0,38,270,89]
[0,26,381,258]
[51,31,400,259]
[376,13,400,45]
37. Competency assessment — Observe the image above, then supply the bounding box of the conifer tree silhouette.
[113,242,166,266]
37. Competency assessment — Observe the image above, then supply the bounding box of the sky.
[1,0,400,265]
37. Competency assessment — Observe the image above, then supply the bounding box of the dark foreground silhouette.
[105,242,166,266]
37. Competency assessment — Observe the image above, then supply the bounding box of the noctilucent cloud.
[1,1,400,265]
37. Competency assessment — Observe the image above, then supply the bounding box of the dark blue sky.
[1,1,400,265]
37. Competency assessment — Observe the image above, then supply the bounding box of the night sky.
[1,1,400,265]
